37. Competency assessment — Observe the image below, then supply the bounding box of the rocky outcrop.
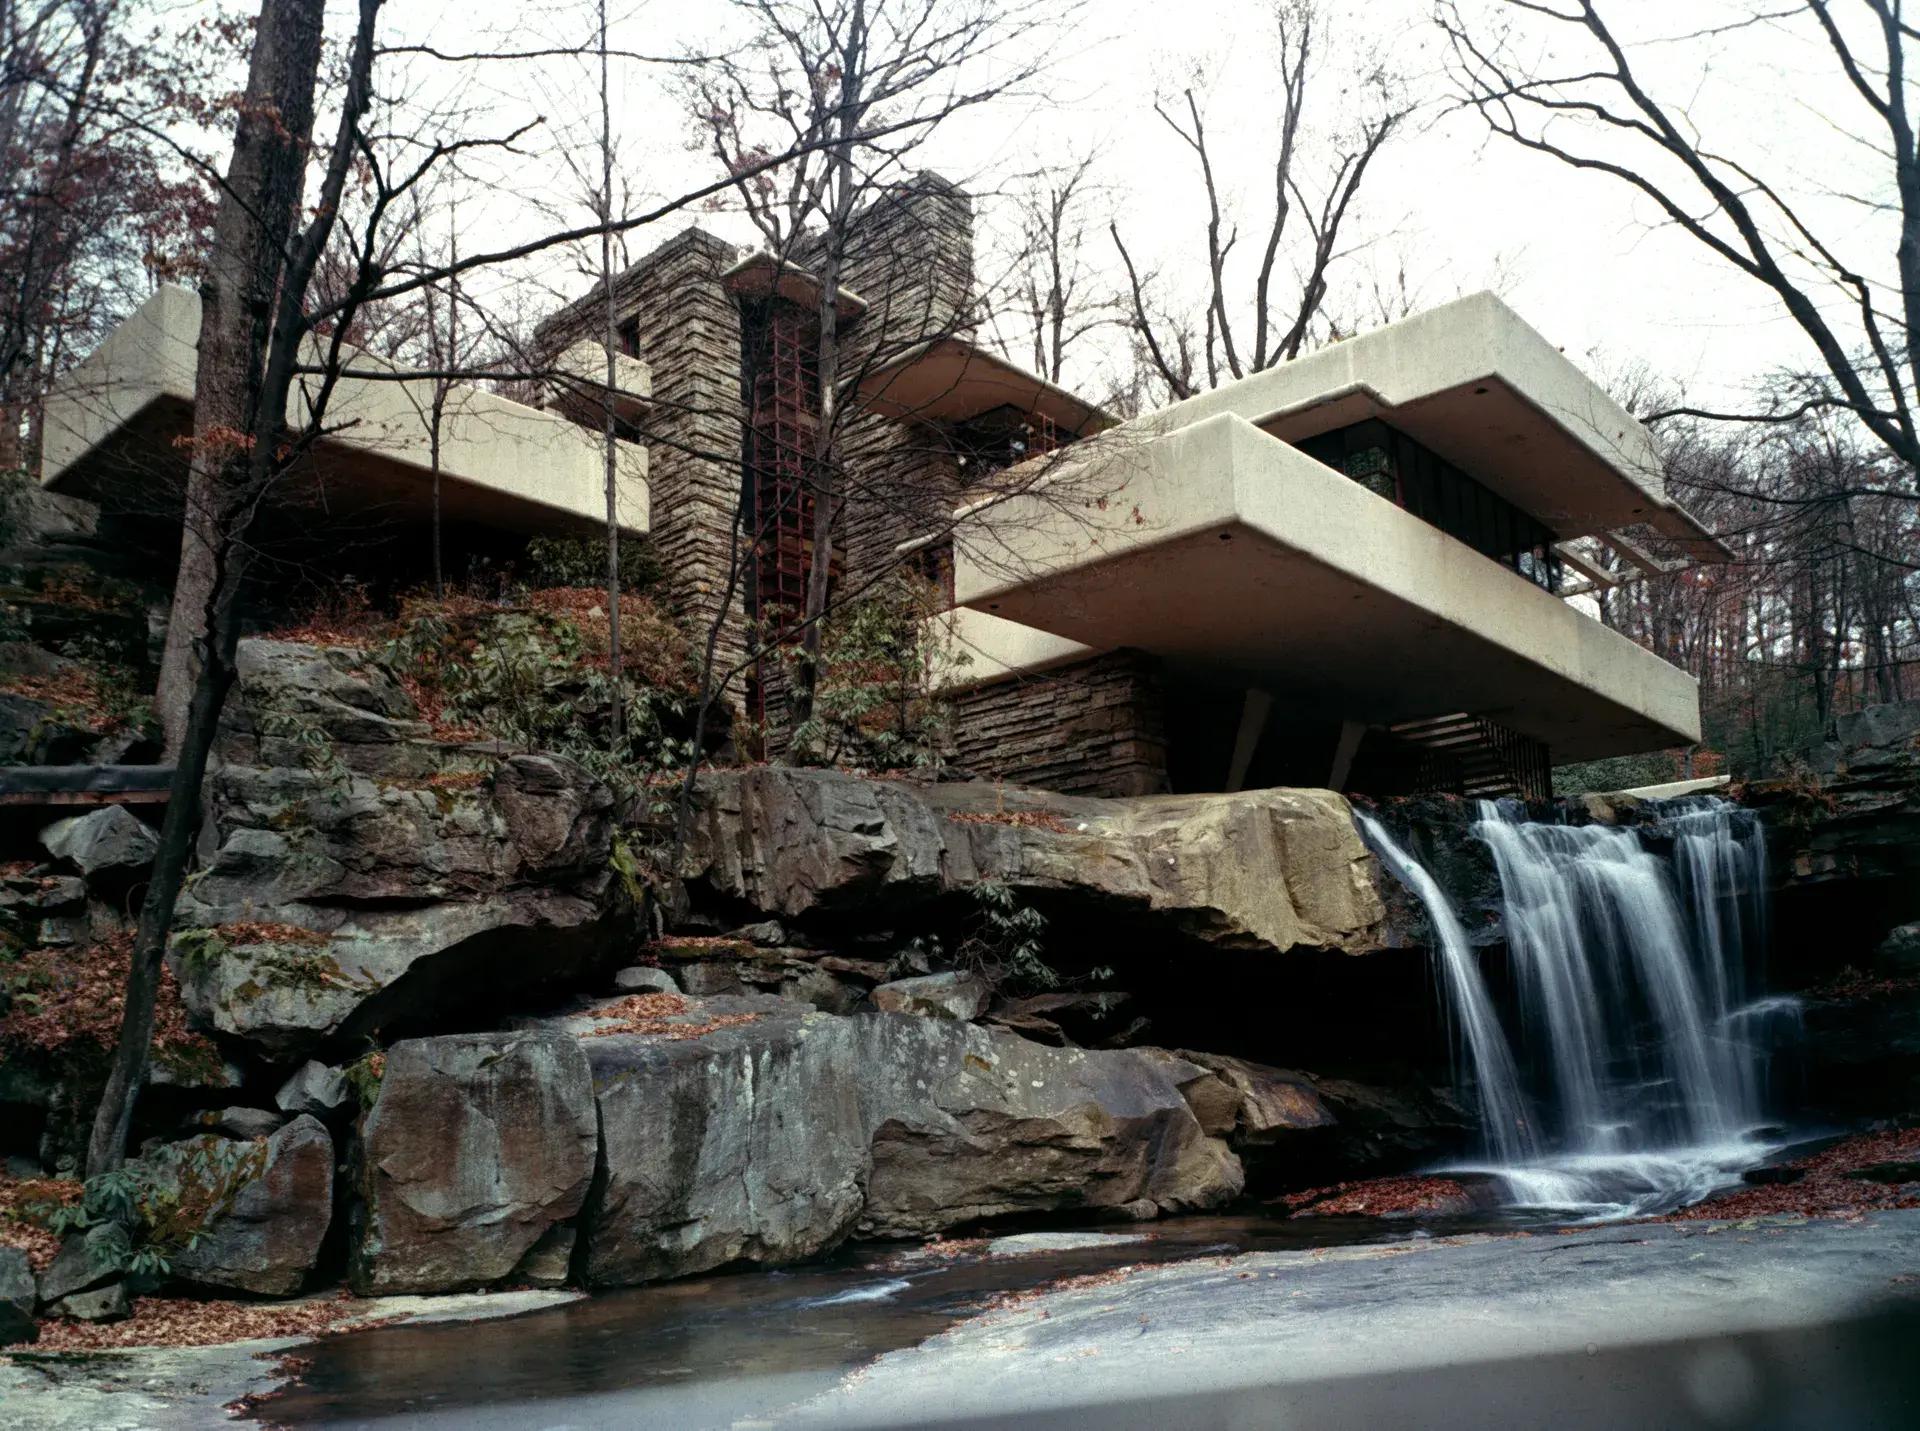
[550,994,1242,1287]
[276,1061,349,1117]
[173,640,620,1059]
[0,1248,35,1345]
[1142,1047,1470,1186]
[679,767,1393,956]
[35,1237,122,1319]
[870,971,989,1021]
[146,1115,334,1296]
[1879,923,1920,974]
[352,1032,597,1295]
[1739,698,1920,1121]
[1172,1052,1337,1141]
[39,806,158,882]
[1747,698,1920,899]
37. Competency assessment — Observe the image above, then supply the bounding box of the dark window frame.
[1296,419,1563,593]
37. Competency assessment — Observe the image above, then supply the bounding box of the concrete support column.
[1225,689,1274,794]
[1328,719,1366,792]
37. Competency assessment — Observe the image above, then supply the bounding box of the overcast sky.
[368,0,1893,416]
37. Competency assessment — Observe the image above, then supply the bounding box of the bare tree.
[1004,155,1123,385]
[1113,0,1408,402]
[595,0,625,749]
[1439,0,1920,476]
[693,0,1056,734]
[403,196,471,599]
[86,0,901,1172]
[89,0,357,1172]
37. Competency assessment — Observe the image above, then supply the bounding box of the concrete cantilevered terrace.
[948,294,1710,764]
[38,284,649,536]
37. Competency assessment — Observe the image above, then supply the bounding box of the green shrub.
[379,601,698,803]
[784,571,965,771]
[524,534,663,594]
[35,1140,266,1279]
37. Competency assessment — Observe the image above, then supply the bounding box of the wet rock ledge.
[2,638,1468,1333]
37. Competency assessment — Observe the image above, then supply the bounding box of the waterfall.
[1355,813,1538,1166]
[1360,797,1789,1219]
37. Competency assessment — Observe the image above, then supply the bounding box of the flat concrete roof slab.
[40,285,648,537]
[1134,292,1717,555]
[953,413,1701,761]
[858,336,1115,436]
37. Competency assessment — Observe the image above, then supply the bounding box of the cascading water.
[1360,797,1793,1219]
[1355,813,1537,1167]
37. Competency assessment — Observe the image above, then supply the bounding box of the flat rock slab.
[782,1210,1920,1429]
[0,1289,581,1431]
[981,1230,1154,1258]
[683,767,1395,956]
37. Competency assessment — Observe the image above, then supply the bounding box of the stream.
[266,1207,1552,1428]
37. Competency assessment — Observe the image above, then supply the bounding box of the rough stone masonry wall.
[535,229,750,684]
[950,650,1170,798]
[834,175,975,590]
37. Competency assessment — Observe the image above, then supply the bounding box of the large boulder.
[612,965,679,995]
[1172,1051,1337,1142]
[0,1247,35,1345]
[172,640,620,1059]
[216,639,434,775]
[1142,1047,1472,1186]
[203,1107,286,1140]
[0,867,84,946]
[35,1236,119,1317]
[38,806,159,881]
[870,971,989,1021]
[276,1061,349,1118]
[144,1115,334,1296]
[679,767,1393,957]
[549,994,1243,1287]
[352,1031,597,1295]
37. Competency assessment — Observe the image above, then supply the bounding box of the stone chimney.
[840,171,975,346]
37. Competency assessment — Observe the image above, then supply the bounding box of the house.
[35,173,1718,801]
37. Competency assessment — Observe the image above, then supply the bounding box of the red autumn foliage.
[214,921,329,948]
[0,664,127,730]
[17,1291,372,1353]
[1806,966,1920,1003]
[980,1264,1143,1315]
[33,569,121,614]
[947,809,1076,833]
[581,991,767,1041]
[0,930,218,1073]
[0,1171,80,1274]
[1658,1127,1920,1223]
[1279,1174,1476,1218]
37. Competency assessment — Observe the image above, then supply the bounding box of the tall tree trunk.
[153,0,326,756]
[598,0,623,751]
[84,557,244,1174]
[791,277,840,739]
[88,0,329,1173]
[788,10,865,738]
